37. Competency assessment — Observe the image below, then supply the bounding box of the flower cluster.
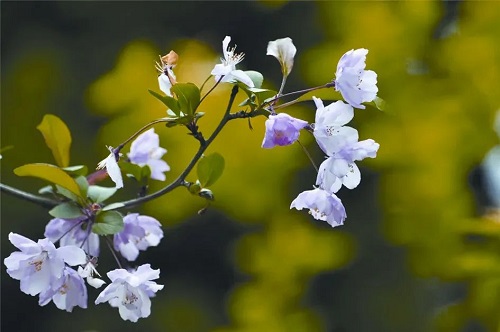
[262,39,379,227]
[4,34,382,324]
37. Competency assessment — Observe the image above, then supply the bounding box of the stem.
[199,77,223,107]
[297,140,318,172]
[0,183,58,208]
[114,85,240,210]
[263,82,334,108]
[105,236,123,269]
[115,118,174,152]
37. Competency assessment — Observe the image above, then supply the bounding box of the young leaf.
[244,71,264,89]
[92,211,124,235]
[148,89,181,115]
[171,83,200,116]
[197,152,225,188]
[87,185,117,203]
[74,176,89,197]
[14,163,82,198]
[102,202,125,211]
[36,114,72,168]
[63,165,88,176]
[49,202,84,219]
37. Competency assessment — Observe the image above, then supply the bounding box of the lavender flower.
[4,233,86,296]
[128,128,170,181]
[45,217,100,257]
[113,213,163,262]
[211,36,254,87]
[316,137,379,192]
[39,267,87,312]
[262,113,308,148]
[95,264,164,322]
[334,48,378,109]
[290,188,346,227]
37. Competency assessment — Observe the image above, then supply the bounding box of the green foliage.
[197,152,225,188]
[171,83,201,117]
[49,202,84,219]
[62,165,88,176]
[14,163,83,198]
[244,70,264,88]
[36,114,72,167]
[148,89,181,115]
[92,210,124,235]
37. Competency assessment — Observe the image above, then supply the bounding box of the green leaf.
[36,114,72,167]
[171,83,200,116]
[244,71,264,89]
[74,176,89,197]
[49,202,84,219]
[62,165,88,176]
[373,96,386,111]
[92,211,124,235]
[250,88,277,106]
[148,89,181,115]
[119,161,148,182]
[55,184,80,202]
[197,152,225,187]
[14,163,82,198]
[38,185,54,195]
[102,202,125,211]
[87,185,117,203]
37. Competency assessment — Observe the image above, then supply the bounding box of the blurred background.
[1,1,499,331]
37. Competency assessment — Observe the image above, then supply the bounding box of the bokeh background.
[1,1,499,331]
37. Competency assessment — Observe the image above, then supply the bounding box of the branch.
[0,183,58,208]
[114,85,240,210]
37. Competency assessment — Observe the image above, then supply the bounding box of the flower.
[38,267,87,312]
[128,128,170,181]
[316,138,379,192]
[211,36,254,87]
[95,264,164,322]
[156,51,178,97]
[290,188,346,227]
[262,113,308,148]
[312,97,357,156]
[4,233,87,296]
[45,217,100,257]
[78,259,106,289]
[334,48,378,109]
[96,146,123,188]
[266,37,297,77]
[113,213,164,261]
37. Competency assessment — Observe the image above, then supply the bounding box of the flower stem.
[105,235,123,269]
[263,82,334,108]
[0,183,58,208]
[297,139,318,172]
[115,118,175,153]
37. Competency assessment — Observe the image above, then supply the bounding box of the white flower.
[128,128,170,181]
[266,37,297,77]
[95,264,164,322]
[156,51,178,97]
[211,36,254,87]
[290,188,346,227]
[312,97,357,156]
[334,48,378,109]
[97,146,123,189]
[78,259,106,289]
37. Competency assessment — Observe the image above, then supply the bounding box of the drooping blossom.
[334,48,378,109]
[312,97,357,156]
[316,135,379,192]
[262,113,308,148]
[95,264,164,322]
[78,258,106,289]
[211,36,254,87]
[156,51,178,96]
[96,146,123,189]
[290,188,346,227]
[45,217,100,257]
[267,37,297,77]
[39,266,87,312]
[4,233,87,296]
[113,213,163,262]
[127,128,170,181]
